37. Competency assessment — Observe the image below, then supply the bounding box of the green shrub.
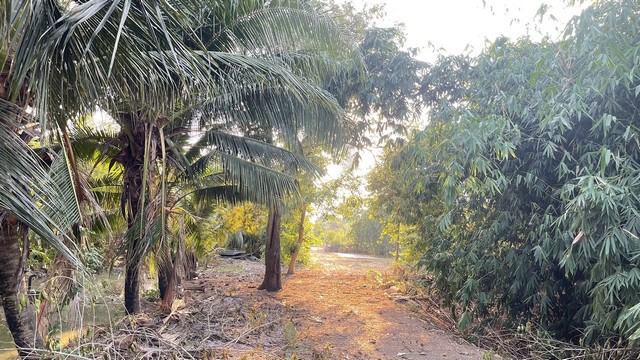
[376,0,640,346]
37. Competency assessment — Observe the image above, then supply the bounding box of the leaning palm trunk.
[258,205,282,291]
[0,214,39,358]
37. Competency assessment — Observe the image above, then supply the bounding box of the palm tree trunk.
[122,118,152,315]
[123,146,144,315]
[123,174,142,314]
[183,250,197,281]
[158,245,176,313]
[258,206,282,291]
[124,256,141,314]
[287,204,306,276]
[0,214,38,358]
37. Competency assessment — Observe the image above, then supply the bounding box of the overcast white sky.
[346,0,588,62]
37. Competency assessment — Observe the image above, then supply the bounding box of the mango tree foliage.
[313,1,427,155]
[368,143,442,261]
[313,217,350,251]
[385,0,640,345]
[348,214,390,256]
[279,143,329,271]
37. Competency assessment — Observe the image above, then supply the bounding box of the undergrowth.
[385,264,640,360]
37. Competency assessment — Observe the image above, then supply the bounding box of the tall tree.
[34,0,223,316]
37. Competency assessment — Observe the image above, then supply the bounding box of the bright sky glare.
[347,0,587,62]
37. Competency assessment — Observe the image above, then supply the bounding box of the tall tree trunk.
[183,250,197,281]
[287,204,306,275]
[180,242,197,282]
[0,214,39,358]
[158,244,176,313]
[123,172,143,315]
[258,206,282,291]
[395,223,400,261]
[122,120,146,315]
[124,252,141,314]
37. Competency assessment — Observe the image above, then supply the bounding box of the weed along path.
[277,250,485,359]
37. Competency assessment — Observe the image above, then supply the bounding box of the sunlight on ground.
[334,252,381,260]
[279,250,482,358]
[0,328,84,360]
[58,328,85,348]
[280,251,400,356]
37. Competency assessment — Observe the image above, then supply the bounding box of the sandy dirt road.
[277,250,485,359]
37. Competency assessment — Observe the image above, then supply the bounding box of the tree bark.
[0,214,39,358]
[123,166,142,314]
[158,245,176,313]
[122,119,147,315]
[258,206,282,291]
[123,256,141,314]
[287,204,306,275]
[183,250,197,281]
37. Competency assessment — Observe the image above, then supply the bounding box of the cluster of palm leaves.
[0,0,360,355]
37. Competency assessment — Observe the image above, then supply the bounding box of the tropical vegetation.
[367,0,640,353]
[2,0,640,358]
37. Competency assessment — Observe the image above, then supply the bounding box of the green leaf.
[458,312,472,331]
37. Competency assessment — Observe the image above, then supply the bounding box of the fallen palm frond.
[44,258,290,359]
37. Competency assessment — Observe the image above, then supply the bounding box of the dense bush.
[373,0,640,346]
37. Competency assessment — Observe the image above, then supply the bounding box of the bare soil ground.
[118,249,485,359]
[278,251,485,360]
[6,250,486,359]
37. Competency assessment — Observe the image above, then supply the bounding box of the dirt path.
[278,250,484,359]
[0,250,487,359]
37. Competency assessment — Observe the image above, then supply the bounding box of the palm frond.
[32,0,212,125]
[120,202,166,265]
[0,112,80,267]
[194,78,347,149]
[191,184,248,205]
[186,130,320,174]
[48,148,82,228]
[219,152,299,206]
[218,6,360,63]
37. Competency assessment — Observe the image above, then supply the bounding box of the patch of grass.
[142,288,160,302]
[284,320,298,348]
[482,351,494,360]
[365,269,384,286]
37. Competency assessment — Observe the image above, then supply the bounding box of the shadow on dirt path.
[279,250,485,359]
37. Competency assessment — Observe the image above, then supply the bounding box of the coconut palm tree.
[0,0,227,353]
[71,101,326,309]
[68,0,359,312]
[0,0,88,354]
[185,0,361,292]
